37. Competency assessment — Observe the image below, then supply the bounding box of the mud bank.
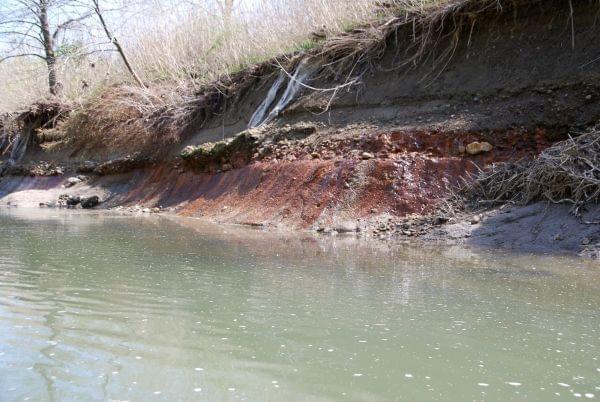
[1,125,599,259]
[1,0,599,258]
[1,171,598,259]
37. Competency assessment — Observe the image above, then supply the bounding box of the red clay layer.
[0,128,556,229]
[114,158,457,228]
[120,128,555,228]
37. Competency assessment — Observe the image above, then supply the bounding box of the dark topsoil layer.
[1,0,599,258]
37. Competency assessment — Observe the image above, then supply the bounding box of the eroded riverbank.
[1,165,598,260]
[1,0,599,258]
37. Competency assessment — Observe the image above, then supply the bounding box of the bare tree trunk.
[224,0,234,27]
[217,0,235,28]
[92,0,145,88]
[39,0,60,95]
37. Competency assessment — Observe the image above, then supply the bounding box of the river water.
[0,209,598,401]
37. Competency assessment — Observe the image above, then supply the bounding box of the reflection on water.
[0,208,599,401]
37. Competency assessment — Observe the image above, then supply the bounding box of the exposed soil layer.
[1,0,599,258]
[2,124,598,258]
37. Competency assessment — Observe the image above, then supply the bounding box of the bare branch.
[52,11,94,40]
[92,0,145,88]
[0,53,45,62]
[0,29,44,44]
[0,19,42,28]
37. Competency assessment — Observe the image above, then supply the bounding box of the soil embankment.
[1,0,599,258]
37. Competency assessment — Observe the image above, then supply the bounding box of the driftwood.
[460,126,600,214]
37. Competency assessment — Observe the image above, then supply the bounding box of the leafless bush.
[461,127,600,211]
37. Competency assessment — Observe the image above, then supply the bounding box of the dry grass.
[59,60,282,155]
[0,0,472,112]
[0,0,538,156]
[0,0,397,153]
[314,0,507,79]
[461,127,600,212]
[0,0,383,112]
[124,0,377,85]
[0,58,116,113]
[59,86,193,154]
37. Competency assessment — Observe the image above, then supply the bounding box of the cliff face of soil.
[1,0,599,257]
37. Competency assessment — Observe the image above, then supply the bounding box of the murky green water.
[0,209,599,401]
